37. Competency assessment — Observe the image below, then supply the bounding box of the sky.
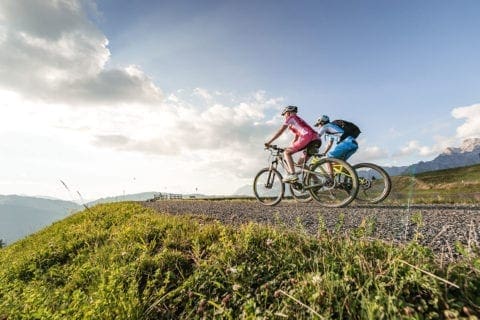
[1,0,480,201]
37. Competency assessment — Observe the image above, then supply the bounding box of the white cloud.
[193,87,213,100]
[0,0,162,105]
[0,0,292,197]
[388,104,480,163]
[74,89,282,156]
[452,103,480,139]
[0,0,283,159]
[354,145,388,162]
[393,140,439,158]
[0,88,285,198]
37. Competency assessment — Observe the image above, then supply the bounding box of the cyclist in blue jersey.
[314,115,358,160]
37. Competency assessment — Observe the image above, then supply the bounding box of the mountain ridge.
[385,138,480,176]
[0,191,200,244]
[0,195,82,244]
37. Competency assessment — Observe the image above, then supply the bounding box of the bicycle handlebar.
[265,145,285,152]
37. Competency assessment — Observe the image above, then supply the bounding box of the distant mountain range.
[384,138,480,176]
[0,195,81,245]
[85,192,161,206]
[0,192,169,245]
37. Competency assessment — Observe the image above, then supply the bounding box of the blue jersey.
[318,122,344,143]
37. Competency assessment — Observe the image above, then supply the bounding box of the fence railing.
[150,193,184,200]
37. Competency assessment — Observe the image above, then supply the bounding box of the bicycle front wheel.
[354,163,391,204]
[253,167,284,206]
[305,158,359,208]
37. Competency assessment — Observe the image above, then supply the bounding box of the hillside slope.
[0,195,81,244]
[388,163,480,204]
[1,202,479,319]
[384,137,480,176]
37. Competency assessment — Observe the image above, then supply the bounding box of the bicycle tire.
[353,162,391,204]
[253,167,284,206]
[305,157,359,208]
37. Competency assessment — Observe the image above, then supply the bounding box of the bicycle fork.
[264,161,278,189]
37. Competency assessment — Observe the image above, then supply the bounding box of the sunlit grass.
[387,163,480,205]
[1,202,479,319]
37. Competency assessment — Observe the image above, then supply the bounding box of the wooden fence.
[150,193,184,200]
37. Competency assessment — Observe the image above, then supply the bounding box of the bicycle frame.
[308,156,356,189]
[254,146,360,207]
[265,146,319,190]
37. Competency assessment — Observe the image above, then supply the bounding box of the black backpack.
[331,119,361,141]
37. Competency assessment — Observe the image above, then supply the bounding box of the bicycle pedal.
[292,182,303,190]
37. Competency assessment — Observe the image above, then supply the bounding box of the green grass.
[1,202,479,319]
[387,163,480,204]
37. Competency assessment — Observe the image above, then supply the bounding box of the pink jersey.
[285,114,318,153]
[285,114,317,138]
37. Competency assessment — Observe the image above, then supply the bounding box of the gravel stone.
[144,200,480,261]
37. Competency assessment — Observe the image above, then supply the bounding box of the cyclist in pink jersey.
[265,105,318,183]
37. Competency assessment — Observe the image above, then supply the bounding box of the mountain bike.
[253,144,359,207]
[353,163,391,203]
[295,159,392,204]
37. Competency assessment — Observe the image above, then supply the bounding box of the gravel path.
[144,200,480,261]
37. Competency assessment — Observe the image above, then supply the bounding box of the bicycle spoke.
[253,168,284,206]
[306,158,358,207]
[353,163,391,204]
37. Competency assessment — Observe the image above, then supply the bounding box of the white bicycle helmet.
[281,105,298,115]
[314,115,330,127]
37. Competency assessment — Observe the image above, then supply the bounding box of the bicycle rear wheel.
[253,168,284,206]
[305,158,358,208]
[353,163,391,204]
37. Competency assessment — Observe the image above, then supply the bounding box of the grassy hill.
[387,163,480,204]
[1,202,479,319]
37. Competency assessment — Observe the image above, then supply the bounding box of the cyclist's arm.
[323,139,333,154]
[292,134,299,144]
[265,124,288,146]
[319,125,337,155]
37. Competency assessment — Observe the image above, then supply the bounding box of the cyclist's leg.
[343,139,358,160]
[297,150,308,166]
[283,147,296,174]
[285,135,317,181]
[300,139,322,165]
[326,138,358,189]
[327,138,358,160]
[326,138,357,183]
[282,148,299,183]
[343,148,357,161]
[288,134,317,170]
